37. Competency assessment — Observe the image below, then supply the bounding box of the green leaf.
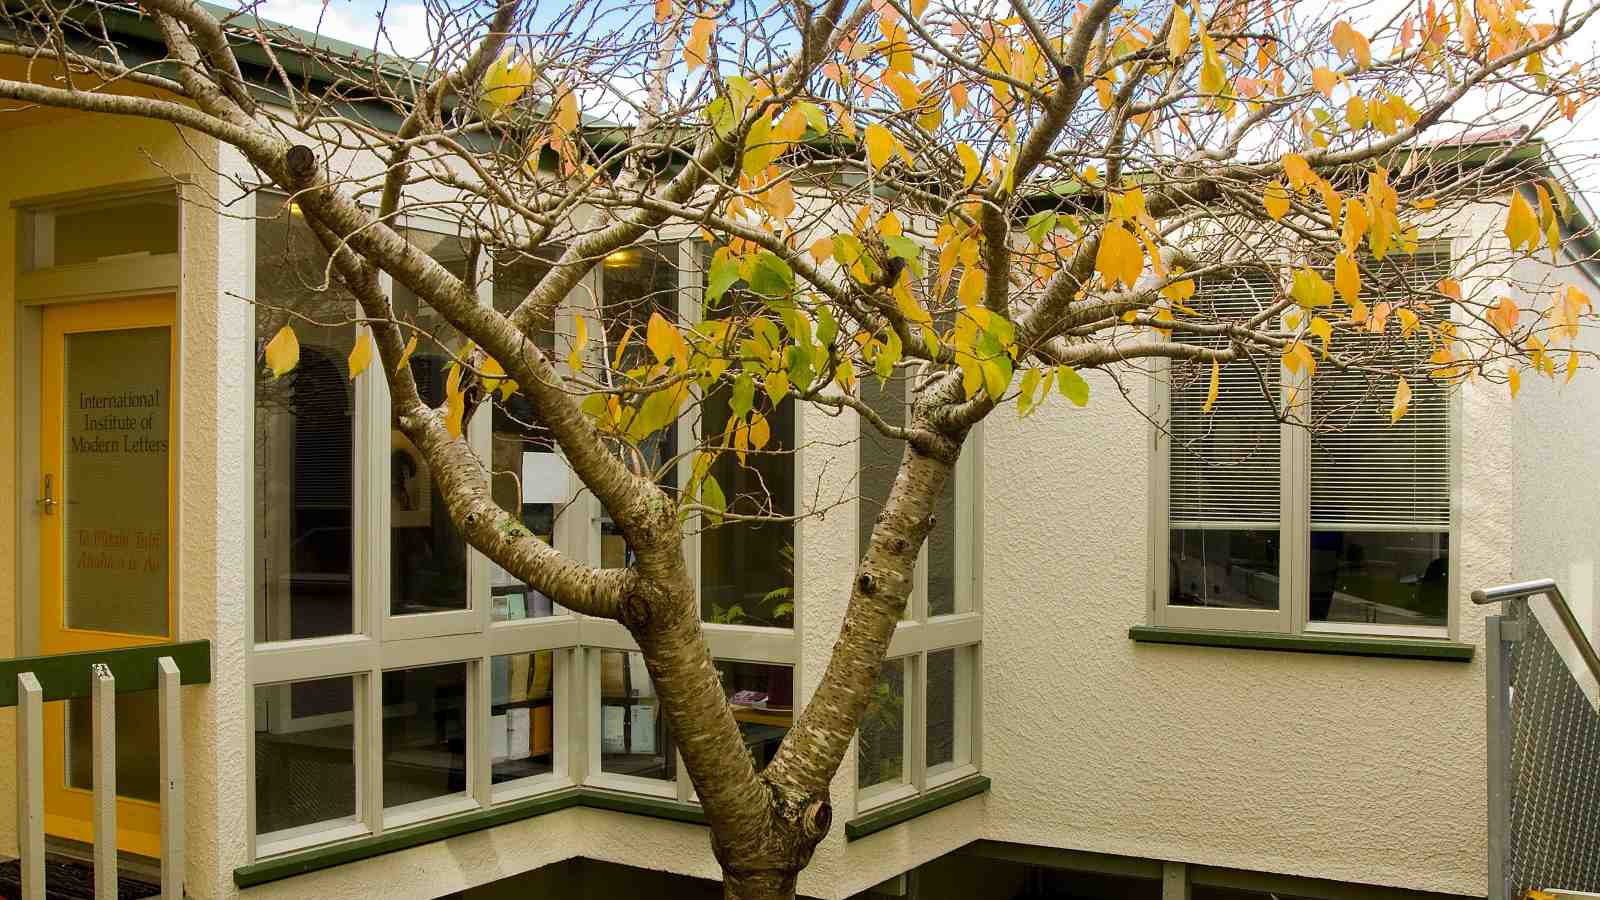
[701,474,727,525]
[1057,365,1089,406]
[1025,211,1058,247]
[747,251,795,298]
[731,373,755,420]
[883,234,922,268]
[815,305,838,348]
[705,96,737,139]
[799,101,828,136]
[707,255,741,306]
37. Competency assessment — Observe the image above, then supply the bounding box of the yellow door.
[38,294,177,859]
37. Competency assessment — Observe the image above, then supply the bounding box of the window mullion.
[1282,359,1311,636]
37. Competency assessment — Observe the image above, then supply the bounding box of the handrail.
[0,640,210,706]
[1472,578,1600,688]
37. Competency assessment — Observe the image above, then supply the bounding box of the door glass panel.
[66,693,161,802]
[63,326,169,635]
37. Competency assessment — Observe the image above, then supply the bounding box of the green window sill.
[844,775,991,841]
[235,787,706,888]
[1128,625,1475,662]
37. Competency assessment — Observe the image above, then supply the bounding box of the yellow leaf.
[865,124,896,170]
[478,50,533,122]
[749,412,771,449]
[1309,315,1333,357]
[347,331,373,380]
[1390,376,1411,424]
[1202,359,1219,412]
[395,333,418,374]
[1508,365,1521,398]
[1331,21,1372,69]
[646,311,677,365]
[958,267,987,309]
[1290,267,1333,308]
[685,16,715,71]
[1282,152,1314,190]
[569,312,589,371]
[1488,296,1519,335]
[1095,223,1143,289]
[1311,67,1339,98]
[1282,340,1316,377]
[1505,190,1540,254]
[1168,3,1192,58]
[554,88,580,135]
[265,324,300,378]
[1334,253,1361,306]
[1569,349,1581,383]
[1263,180,1291,220]
[1345,94,1367,130]
[957,143,980,188]
[1397,306,1419,337]
[444,361,466,438]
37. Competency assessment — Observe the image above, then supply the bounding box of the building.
[1,10,1598,900]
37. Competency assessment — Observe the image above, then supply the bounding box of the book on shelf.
[508,707,531,759]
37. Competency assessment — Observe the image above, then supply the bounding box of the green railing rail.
[0,640,211,706]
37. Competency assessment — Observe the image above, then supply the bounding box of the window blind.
[1309,252,1452,528]
[1168,271,1282,525]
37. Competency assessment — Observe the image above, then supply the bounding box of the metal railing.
[2,640,210,900]
[1474,580,1600,900]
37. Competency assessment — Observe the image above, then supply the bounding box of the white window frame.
[1147,246,1463,641]
[247,215,834,857]
[852,381,985,815]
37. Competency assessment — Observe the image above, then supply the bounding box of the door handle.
[38,473,56,515]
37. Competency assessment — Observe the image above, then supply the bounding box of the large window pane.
[598,245,681,571]
[382,663,468,809]
[389,231,474,616]
[717,661,793,772]
[255,194,356,642]
[1169,528,1281,609]
[927,646,974,774]
[857,658,907,792]
[700,388,795,627]
[1310,530,1448,627]
[490,253,563,619]
[490,651,557,784]
[254,675,357,836]
[599,650,676,781]
[1167,274,1282,612]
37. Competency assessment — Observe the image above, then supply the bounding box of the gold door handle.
[37,473,56,515]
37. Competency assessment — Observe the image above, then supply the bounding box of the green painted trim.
[1128,626,1475,661]
[0,641,212,707]
[234,787,708,888]
[581,788,709,826]
[844,775,991,841]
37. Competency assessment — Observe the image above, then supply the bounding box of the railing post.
[158,656,184,900]
[17,672,44,900]
[91,662,117,900]
[1486,614,1513,900]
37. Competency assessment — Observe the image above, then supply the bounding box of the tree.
[3,0,1596,894]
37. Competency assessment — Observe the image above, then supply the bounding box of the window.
[1155,253,1455,637]
[249,204,583,858]
[854,364,983,814]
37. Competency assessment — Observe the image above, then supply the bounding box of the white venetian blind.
[1309,252,1452,528]
[1168,270,1282,525]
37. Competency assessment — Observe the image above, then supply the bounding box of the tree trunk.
[723,869,798,900]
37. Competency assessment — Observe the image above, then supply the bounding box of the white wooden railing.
[5,641,209,900]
